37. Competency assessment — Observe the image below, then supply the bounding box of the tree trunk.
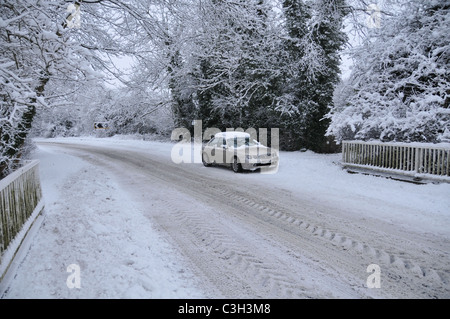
[1,76,49,177]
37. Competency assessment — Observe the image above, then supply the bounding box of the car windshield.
[227,137,259,148]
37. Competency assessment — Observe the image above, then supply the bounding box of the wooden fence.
[0,160,44,281]
[342,141,450,182]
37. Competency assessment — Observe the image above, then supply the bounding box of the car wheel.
[232,156,242,173]
[202,153,212,167]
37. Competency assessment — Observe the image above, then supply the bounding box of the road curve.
[37,141,450,299]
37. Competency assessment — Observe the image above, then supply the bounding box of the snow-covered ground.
[0,138,208,298]
[36,135,450,236]
[1,136,449,298]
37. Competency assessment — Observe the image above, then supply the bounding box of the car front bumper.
[241,158,279,171]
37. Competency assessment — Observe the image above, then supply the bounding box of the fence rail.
[1,160,44,279]
[342,141,450,182]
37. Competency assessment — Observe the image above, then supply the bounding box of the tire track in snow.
[155,197,328,298]
[39,142,450,298]
[143,160,450,298]
[217,187,449,288]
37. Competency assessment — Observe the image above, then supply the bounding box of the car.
[202,131,279,173]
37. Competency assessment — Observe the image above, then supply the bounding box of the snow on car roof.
[214,131,251,138]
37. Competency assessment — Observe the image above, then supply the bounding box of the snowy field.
[0,136,449,299]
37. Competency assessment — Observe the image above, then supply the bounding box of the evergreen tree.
[167,45,197,132]
[305,0,348,152]
[191,0,282,132]
[280,0,348,152]
[195,58,221,131]
[279,0,312,150]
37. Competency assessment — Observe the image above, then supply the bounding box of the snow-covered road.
[1,137,449,298]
